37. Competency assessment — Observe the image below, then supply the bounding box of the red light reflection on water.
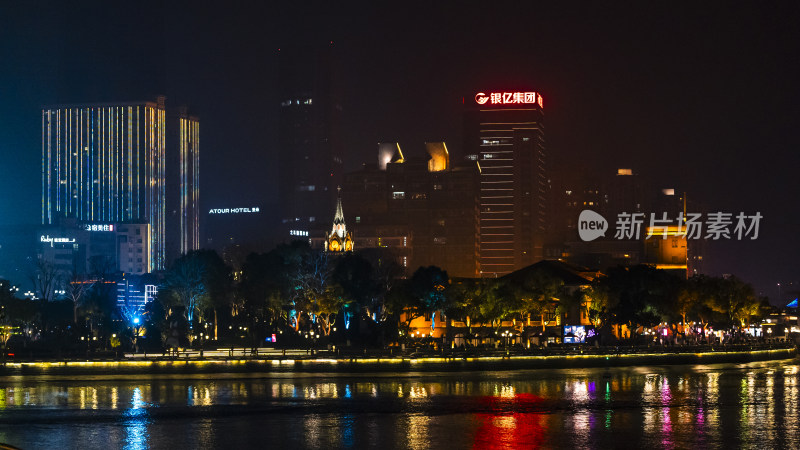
[472,393,548,449]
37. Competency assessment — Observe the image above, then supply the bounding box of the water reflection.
[123,387,149,450]
[0,360,796,448]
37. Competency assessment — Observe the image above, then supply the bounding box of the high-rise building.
[166,107,200,262]
[42,96,199,271]
[277,45,343,239]
[463,90,547,277]
[42,98,167,270]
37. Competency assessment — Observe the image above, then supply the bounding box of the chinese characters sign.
[578,210,762,242]
[85,224,114,232]
[475,91,543,108]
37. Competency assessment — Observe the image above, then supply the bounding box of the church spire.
[324,186,353,252]
[331,186,346,238]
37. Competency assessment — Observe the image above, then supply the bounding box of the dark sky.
[1,2,799,300]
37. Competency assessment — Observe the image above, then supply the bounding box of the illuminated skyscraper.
[178,112,200,254]
[41,96,194,271]
[166,107,200,261]
[463,90,547,277]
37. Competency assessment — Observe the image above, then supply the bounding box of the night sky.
[1,2,799,300]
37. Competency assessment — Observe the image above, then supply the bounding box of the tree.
[357,248,403,324]
[239,251,289,335]
[292,249,335,332]
[408,266,450,332]
[27,257,61,302]
[163,253,208,337]
[66,271,91,324]
[186,250,232,340]
[333,254,376,317]
[594,265,682,340]
[513,271,564,331]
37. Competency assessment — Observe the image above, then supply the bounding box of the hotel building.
[42,96,199,271]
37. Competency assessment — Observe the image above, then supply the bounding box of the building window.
[355,216,361,223]
[135,228,140,235]
[392,191,405,200]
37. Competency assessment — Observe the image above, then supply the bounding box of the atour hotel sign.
[474,91,543,108]
[208,207,261,214]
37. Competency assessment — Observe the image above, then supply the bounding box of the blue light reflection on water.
[0,359,796,448]
[123,387,149,450]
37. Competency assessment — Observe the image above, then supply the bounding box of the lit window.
[392,192,405,200]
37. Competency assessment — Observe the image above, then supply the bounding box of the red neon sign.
[475,91,543,108]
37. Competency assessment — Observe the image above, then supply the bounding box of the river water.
[0,358,797,449]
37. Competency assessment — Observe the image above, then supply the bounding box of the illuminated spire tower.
[324,187,353,252]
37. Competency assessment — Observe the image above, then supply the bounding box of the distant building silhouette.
[277,45,343,240]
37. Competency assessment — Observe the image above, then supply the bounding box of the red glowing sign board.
[474,91,543,108]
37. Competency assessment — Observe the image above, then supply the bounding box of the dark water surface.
[0,358,797,449]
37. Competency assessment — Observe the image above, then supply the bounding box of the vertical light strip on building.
[178,116,200,254]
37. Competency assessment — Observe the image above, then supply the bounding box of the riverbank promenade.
[0,343,794,376]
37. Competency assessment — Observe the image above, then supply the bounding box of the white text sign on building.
[40,235,76,247]
[85,224,114,232]
[209,207,261,214]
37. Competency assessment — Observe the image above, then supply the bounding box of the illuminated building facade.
[43,97,200,271]
[166,107,200,262]
[324,189,354,252]
[179,112,200,254]
[341,142,480,278]
[42,98,166,270]
[278,45,343,239]
[37,219,151,276]
[464,91,547,277]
